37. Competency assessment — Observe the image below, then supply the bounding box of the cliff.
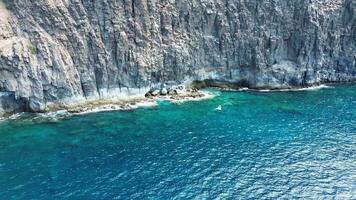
[0,0,355,116]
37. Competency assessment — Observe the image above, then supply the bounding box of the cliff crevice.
[0,0,355,116]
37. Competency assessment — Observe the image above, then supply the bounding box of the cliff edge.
[0,0,355,116]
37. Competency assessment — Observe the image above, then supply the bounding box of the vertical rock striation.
[0,0,355,116]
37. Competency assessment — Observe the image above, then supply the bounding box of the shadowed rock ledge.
[0,0,355,117]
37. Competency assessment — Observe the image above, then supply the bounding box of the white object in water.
[216,105,222,111]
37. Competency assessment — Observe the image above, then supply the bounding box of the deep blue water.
[0,84,355,199]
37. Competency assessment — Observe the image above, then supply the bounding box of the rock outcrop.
[0,0,355,116]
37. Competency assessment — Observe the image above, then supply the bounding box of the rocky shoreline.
[2,81,348,121]
[0,85,210,120]
[0,0,355,119]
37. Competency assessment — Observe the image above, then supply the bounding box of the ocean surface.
[0,84,355,199]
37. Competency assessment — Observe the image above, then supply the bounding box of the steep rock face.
[0,0,355,116]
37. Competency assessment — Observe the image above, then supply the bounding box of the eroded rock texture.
[0,0,355,116]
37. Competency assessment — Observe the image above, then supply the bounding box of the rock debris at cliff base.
[0,0,355,117]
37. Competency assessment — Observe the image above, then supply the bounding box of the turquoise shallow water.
[0,84,355,199]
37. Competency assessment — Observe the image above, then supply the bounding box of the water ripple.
[0,84,355,199]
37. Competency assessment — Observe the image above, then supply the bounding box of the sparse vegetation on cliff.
[28,43,38,55]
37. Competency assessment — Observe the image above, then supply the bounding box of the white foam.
[38,110,71,119]
[0,113,24,122]
[9,113,23,120]
[221,87,249,92]
[73,104,128,115]
[72,92,213,114]
[0,91,214,120]
[130,101,158,109]
[248,84,332,92]
[73,100,158,115]
[239,87,250,91]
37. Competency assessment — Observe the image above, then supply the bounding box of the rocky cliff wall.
[0,0,355,116]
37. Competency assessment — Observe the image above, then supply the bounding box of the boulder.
[145,92,152,98]
[174,85,186,95]
[168,89,178,95]
[151,90,160,96]
[160,88,168,95]
[28,97,45,112]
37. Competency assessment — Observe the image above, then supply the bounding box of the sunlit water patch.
[0,84,355,199]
